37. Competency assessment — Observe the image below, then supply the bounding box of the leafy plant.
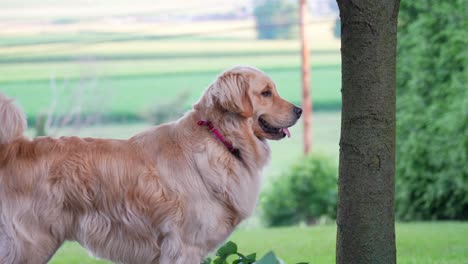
[396,0,468,220]
[262,154,338,226]
[202,241,308,264]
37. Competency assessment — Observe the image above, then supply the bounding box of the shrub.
[396,0,468,220]
[253,0,298,40]
[202,241,308,264]
[262,154,338,226]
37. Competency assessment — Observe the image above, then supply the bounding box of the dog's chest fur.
[141,121,270,254]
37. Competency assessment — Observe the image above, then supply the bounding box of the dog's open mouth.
[258,116,291,138]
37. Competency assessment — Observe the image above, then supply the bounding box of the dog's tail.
[0,93,27,144]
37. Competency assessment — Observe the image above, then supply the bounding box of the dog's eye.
[261,91,272,97]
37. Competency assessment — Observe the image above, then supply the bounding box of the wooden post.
[300,0,311,154]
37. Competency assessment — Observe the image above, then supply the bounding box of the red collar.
[197,120,240,158]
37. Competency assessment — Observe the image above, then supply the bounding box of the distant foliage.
[396,0,468,220]
[51,18,78,25]
[262,154,337,226]
[333,18,340,39]
[144,92,190,125]
[253,0,298,40]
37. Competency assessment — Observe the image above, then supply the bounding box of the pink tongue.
[282,128,291,138]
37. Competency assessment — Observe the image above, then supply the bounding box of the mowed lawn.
[49,222,468,264]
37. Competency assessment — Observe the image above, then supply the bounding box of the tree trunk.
[336,1,400,264]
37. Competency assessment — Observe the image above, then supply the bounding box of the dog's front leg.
[159,252,201,264]
[159,237,203,264]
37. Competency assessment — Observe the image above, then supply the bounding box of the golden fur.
[0,66,301,264]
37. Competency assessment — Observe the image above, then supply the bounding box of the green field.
[49,222,468,264]
[0,3,342,119]
[1,3,342,126]
[0,41,342,119]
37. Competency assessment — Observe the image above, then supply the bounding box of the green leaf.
[213,257,227,264]
[236,252,246,259]
[245,253,256,260]
[233,254,256,264]
[216,241,238,258]
[256,251,280,264]
[200,257,212,264]
[295,262,309,264]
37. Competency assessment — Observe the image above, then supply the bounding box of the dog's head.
[196,66,302,140]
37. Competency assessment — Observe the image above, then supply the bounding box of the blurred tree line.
[396,0,467,220]
[254,0,298,39]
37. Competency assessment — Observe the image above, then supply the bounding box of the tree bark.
[336,1,399,264]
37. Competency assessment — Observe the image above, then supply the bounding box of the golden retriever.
[0,66,302,264]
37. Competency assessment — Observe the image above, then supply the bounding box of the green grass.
[49,222,468,264]
[0,39,330,56]
[2,65,341,118]
[233,222,468,264]
[0,39,341,119]
[0,42,342,118]
[0,52,340,82]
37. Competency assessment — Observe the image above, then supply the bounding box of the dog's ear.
[213,71,253,118]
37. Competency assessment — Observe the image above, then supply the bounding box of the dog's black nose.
[293,106,302,118]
